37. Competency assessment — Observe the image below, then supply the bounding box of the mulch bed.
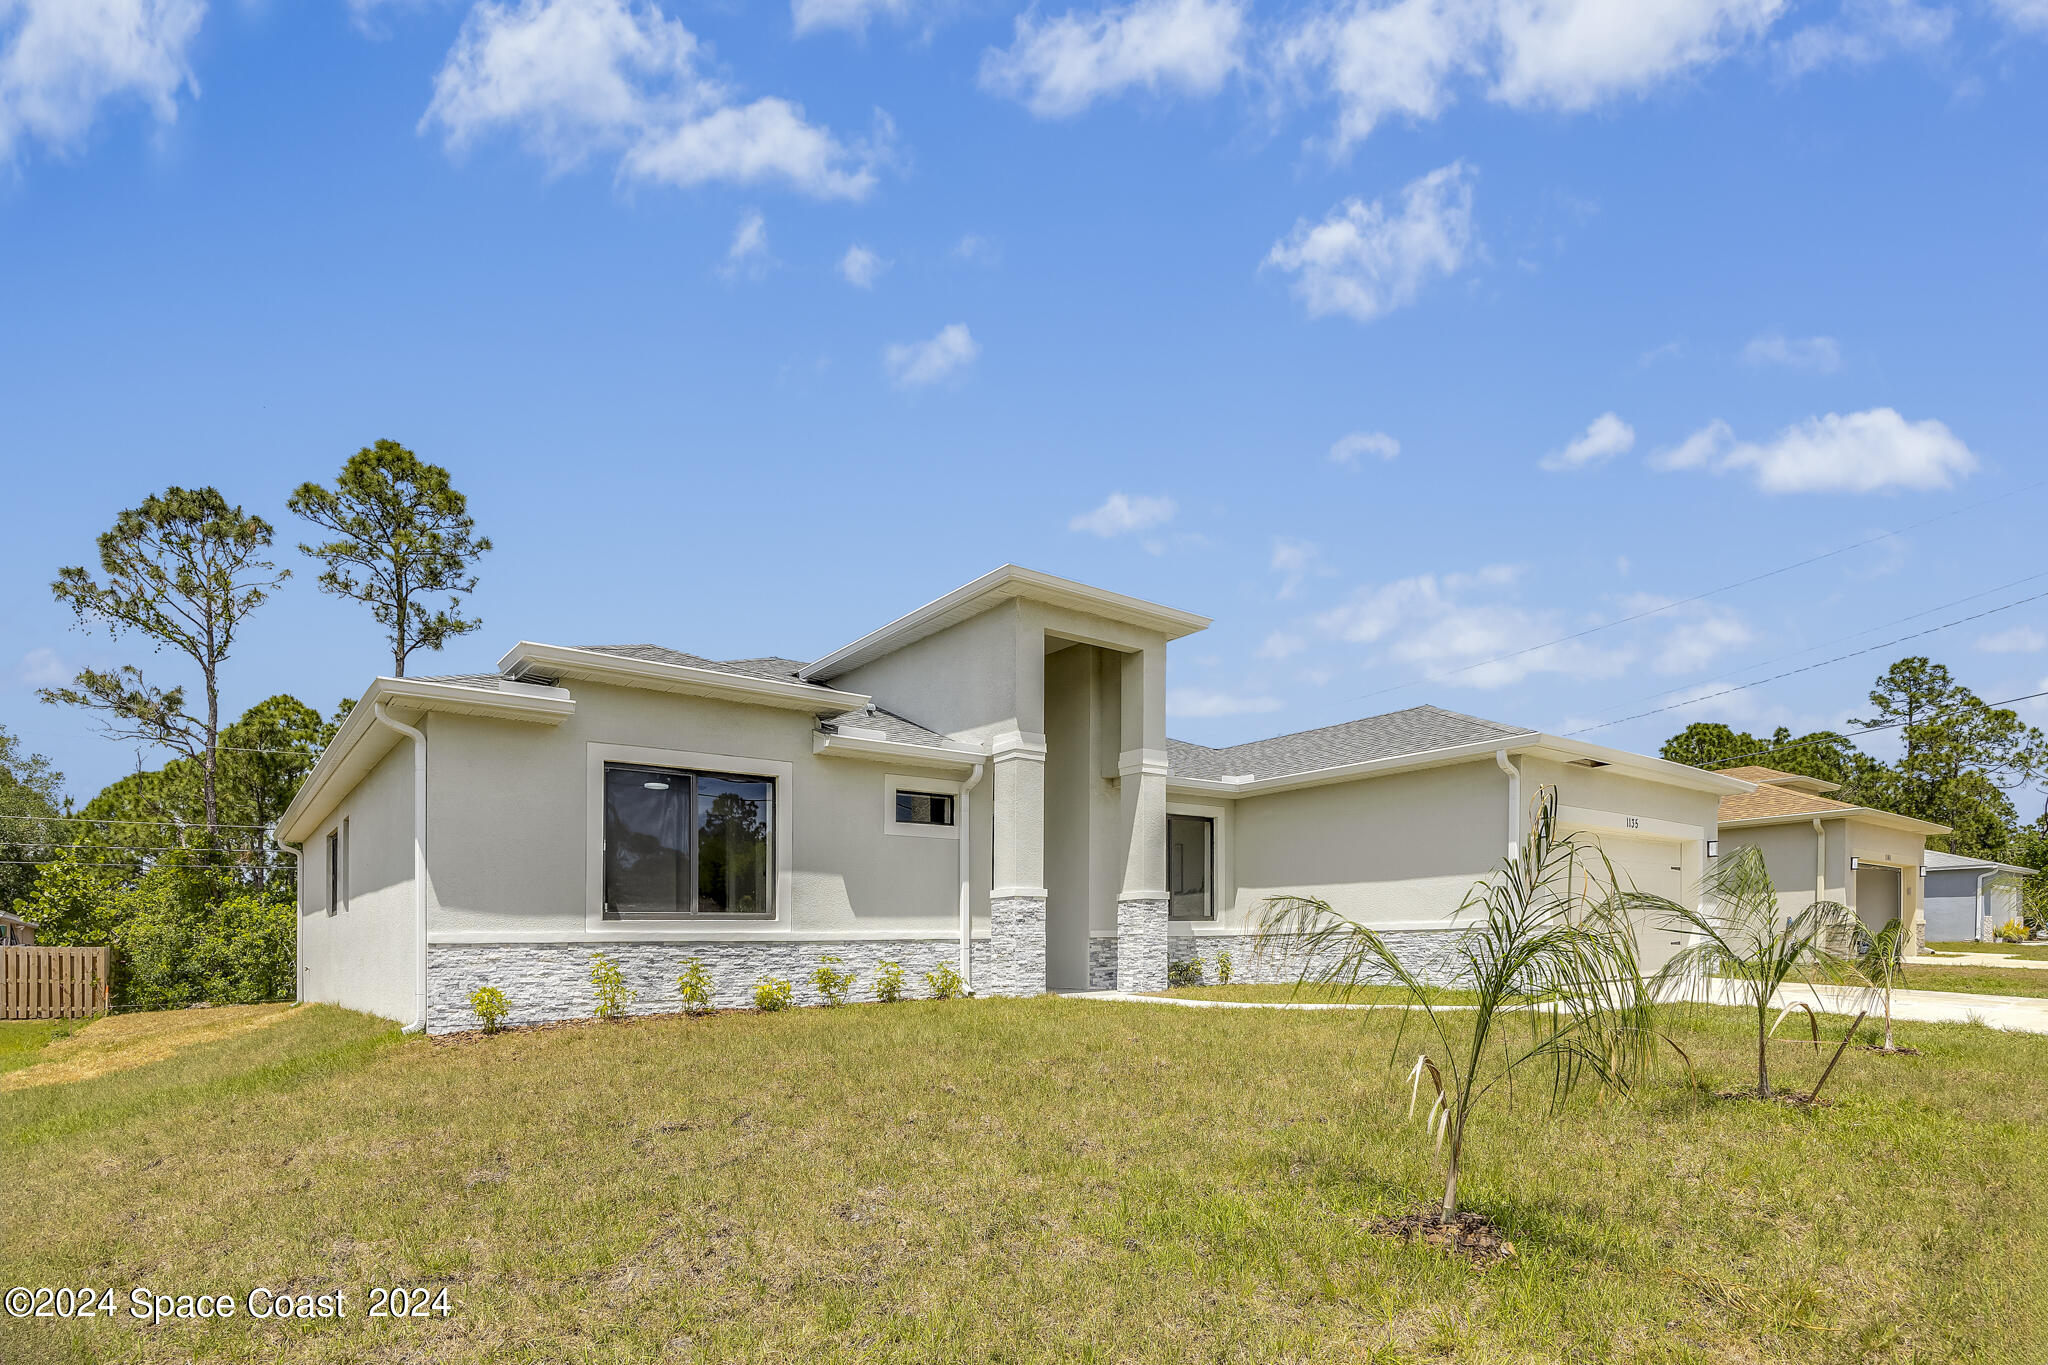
[1369,1210,1516,1267]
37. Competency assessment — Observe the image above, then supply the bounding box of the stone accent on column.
[1116,897,1168,993]
[985,895,1048,996]
[1087,936,1119,990]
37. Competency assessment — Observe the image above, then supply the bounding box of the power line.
[13,842,285,856]
[1565,584,2048,737]
[1699,688,2048,770]
[0,859,289,872]
[1323,475,2048,714]
[0,813,279,832]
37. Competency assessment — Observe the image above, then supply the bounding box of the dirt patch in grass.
[0,1004,292,1091]
[1369,1210,1516,1267]
[1712,1087,1829,1110]
[1858,1043,1923,1056]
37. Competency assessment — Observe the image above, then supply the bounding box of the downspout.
[1813,819,1826,906]
[372,702,430,1034]
[958,761,987,989]
[1494,750,1521,860]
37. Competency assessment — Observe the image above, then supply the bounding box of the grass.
[1926,940,2048,962]
[5,998,2047,1364]
[0,1017,84,1076]
[1155,983,1481,1005]
[1894,963,2048,999]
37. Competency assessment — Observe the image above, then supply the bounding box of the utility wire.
[1695,688,2048,770]
[1565,585,2048,737]
[0,813,279,832]
[1325,475,2048,713]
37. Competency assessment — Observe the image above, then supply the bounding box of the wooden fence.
[2,946,110,1020]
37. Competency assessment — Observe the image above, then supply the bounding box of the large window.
[604,763,774,919]
[1168,814,1213,921]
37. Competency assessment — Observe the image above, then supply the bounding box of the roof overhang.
[501,642,869,715]
[277,676,575,844]
[1719,808,1952,837]
[1164,732,1753,801]
[802,565,1211,682]
[811,731,987,772]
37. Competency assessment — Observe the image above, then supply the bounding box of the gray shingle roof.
[577,645,837,690]
[1924,849,2036,876]
[1168,705,1534,782]
[819,706,956,747]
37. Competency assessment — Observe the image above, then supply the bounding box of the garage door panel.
[1562,826,1688,971]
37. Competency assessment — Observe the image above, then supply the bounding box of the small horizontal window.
[895,791,956,827]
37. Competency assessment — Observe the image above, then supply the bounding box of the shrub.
[1214,950,1234,986]
[1996,918,2030,943]
[590,952,637,1020]
[922,962,965,1000]
[754,976,794,1012]
[469,986,509,1033]
[812,954,858,1007]
[676,957,714,1016]
[874,959,906,1003]
[1167,956,1206,988]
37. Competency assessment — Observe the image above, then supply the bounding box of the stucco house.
[278,565,1752,1033]
[1922,849,2036,944]
[1711,766,1947,953]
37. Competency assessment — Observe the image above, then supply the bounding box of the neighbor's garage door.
[1563,827,1689,973]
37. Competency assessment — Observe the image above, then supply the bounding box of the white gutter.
[1494,749,1521,860]
[958,761,986,988]
[373,702,430,1035]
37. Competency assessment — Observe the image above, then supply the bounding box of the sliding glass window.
[604,764,774,919]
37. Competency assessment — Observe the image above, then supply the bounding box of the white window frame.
[325,828,340,917]
[884,773,963,841]
[585,742,795,935]
[1167,798,1231,931]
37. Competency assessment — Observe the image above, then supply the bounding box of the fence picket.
[1,946,109,1019]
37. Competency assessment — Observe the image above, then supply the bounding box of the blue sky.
[3,0,2046,803]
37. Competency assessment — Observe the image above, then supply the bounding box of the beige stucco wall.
[421,680,980,942]
[1717,813,1928,948]
[297,739,418,1023]
[827,603,1026,744]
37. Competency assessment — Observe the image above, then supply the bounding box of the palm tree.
[1634,847,1856,1099]
[1256,791,1654,1223]
[1856,917,1909,1053]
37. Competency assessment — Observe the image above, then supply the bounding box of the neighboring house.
[0,911,36,946]
[277,564,1752,1033]
[1922,849,2036,944]
[1712,766,1948,953]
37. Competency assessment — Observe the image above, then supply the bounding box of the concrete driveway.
[1713,979,2048,1037]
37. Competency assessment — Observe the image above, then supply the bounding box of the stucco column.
[1116,646,1169,992]
[987,729,1048,996]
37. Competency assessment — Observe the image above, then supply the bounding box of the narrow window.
[1167,814,1213,921]
[325,829,340,917]
[603,763,774,919]
[340,817,350,912]
[895,790,956,827]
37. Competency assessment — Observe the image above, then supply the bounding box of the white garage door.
[1564,828,1689,973]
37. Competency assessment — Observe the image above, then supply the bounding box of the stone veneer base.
[985,896,1049,997]
[1165,930,1467,989]
[1115,898,1169,993]
[428,939,980,1034]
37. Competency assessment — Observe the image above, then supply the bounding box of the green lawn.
[1926,940,2048,962]
[5,998,2046,1364]
[0,1017,82,1076]
[1896,963,2048,999]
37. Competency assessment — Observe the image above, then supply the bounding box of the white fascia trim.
[278,676,575,844]
[501,642,869,715]
[1720,808,1951,836]
[429,928,967,945]
[812,732,987,771]
[1524,734,1757,796]
[801,564,1211,681]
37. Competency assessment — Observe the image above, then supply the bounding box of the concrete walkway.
[1907,951,2048,971]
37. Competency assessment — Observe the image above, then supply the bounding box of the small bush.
[812,954,858,1007]
[754,976,794,1012]
[1168,957,1206,988]
[591,952,637,1020]
[676,957,714,1016]
[874,959,906,1003]
[1214,950,1234,986]
[1996,919,2030,944]
[469,986,509,1033]
[922,962,965,1000]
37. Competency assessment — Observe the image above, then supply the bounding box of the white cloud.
[1740,331,1842,372]
[1490,0,1784,111]
[1270,536,1326,599]
[1649,606,1753,674]
[792,0,917,37]
[1989,0,2048,31]
[1271,0,1484,152]
[1637,339,1683,368]
[1329,429,1400,466]
[1069,491,1177,536]
[1979,626,2047,655]
[1653,408,1977,493]
[980,0,1245,118]
[952,232,1000,265]
[1263,160,1475,323]
[1256,630,1306,660]
[1539,411,1634,473]
[883,322,979,388]
[1167,687,1284,717]
[1779,0,1951,74]
[0,0,204,163]
[421,0,883,199]
[838,242,886,288]
[720,208,769,278]
[16,647,67,688]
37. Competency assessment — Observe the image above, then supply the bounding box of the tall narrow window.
[604,763,774,919]
[340,817,350,912]
[325,829,340,917]
[1167,814,1213,921]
